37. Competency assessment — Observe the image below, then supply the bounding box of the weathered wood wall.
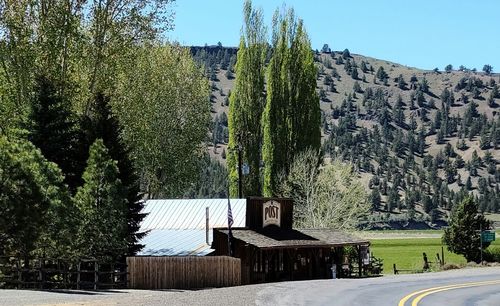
[127,256,241,289]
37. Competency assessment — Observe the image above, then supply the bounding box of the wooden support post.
[17,258,21,289]
[77,262,81,290]
[94,261,99,290]
[111,263,115,289]
[39,259,44,289]
[357,246,362,277]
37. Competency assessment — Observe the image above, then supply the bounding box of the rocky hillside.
[192,45,500,226]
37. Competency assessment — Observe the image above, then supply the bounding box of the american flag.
[227,188,234,256]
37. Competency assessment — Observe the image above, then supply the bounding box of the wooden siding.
[127,256,241,289]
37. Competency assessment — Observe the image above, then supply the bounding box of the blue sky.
[168,0,500,71]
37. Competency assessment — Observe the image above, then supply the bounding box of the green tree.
[483,64,493,75]
[0,136,72,258]
[277,150,369,230]
[28,75,86,194]
[342,48,351,59]
[113,45,210,197]
[397,74,406,89]
[443,197,491,262]
[84,93,145,255]
[262,7,320,196]
[228,0,267,197]
[353,81,362,93]
[376,66,388,82]
[74,139,128,260]
[370,188,382,210]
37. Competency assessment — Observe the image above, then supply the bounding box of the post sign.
[481,231,495,243]
[263,200,281,227]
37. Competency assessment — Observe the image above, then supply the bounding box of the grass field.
[368,234,500,275]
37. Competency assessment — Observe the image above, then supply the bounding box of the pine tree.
[0,136,72,258]
[262,8,320,196]
[228,0,267,197]
[85,93,145,255]
[28,75,86,194]
[74,139,128,260]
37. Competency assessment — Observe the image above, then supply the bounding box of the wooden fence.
[0,256,127,289]
[127,256,241,289]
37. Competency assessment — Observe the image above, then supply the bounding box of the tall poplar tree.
[228,0,267,197]
[262,8,320,196]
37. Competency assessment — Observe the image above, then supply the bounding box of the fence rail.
[0,256,126,290]
[127,256,241,289]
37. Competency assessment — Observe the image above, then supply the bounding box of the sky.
[168,0,500,72]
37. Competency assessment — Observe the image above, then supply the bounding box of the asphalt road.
[1,267,499,306]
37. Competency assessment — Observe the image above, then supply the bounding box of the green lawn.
[370,237,500,274]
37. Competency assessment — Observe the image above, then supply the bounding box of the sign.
[242,163,250,175]
[360,246,371,265]
[263,200,281,227]
[481,231,495,243]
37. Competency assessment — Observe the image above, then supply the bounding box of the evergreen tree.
[370,188,381,210]
[28,75,85,194]
[262,8,320,196]
[74,139,128,260]
[0,136,72,258]
[443,197,490,262]
[351,67,359,80]
[376,66,388,82]
[85,93,145,255]
[228,0,267,197]
[397,74,406,89]
[465,176,473,190]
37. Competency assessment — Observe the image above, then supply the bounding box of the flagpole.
[227,183,233,257]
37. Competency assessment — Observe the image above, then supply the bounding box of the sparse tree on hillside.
[360,61,368,73]
[376,66,388,82]
[483,64,493,75]
[445,64,453,73]
[351,67,359,80]
[397,74,406,90]
[353,81,362,93]
[342,48,351,59]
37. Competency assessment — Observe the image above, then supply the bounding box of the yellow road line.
[398,279,500,306]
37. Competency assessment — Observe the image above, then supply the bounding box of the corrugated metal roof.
[137,199,246,256]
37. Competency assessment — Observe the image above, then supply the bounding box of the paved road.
[1,267,499,306]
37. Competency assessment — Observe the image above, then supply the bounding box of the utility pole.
[237,133,243,199]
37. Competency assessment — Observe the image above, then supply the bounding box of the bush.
[483,248,500,262]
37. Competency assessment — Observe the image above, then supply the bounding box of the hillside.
[191,45,500,226]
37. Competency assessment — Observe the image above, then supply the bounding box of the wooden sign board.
[246,197,293,230]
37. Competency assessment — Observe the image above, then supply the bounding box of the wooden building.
[212,197,370,284]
